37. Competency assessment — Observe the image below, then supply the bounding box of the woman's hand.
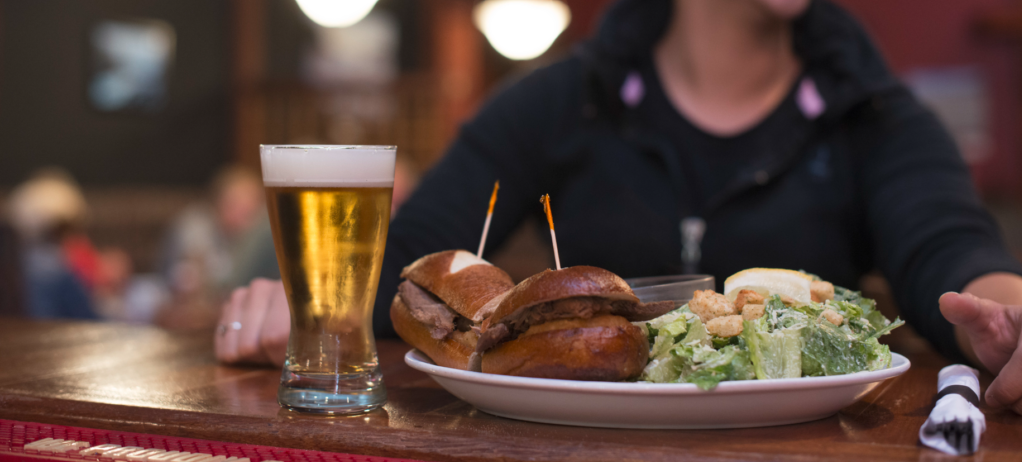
[214,278,290,367]
[940,291,1022,413]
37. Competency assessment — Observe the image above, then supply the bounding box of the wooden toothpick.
[477,181,500,258]
[541,194,561,270]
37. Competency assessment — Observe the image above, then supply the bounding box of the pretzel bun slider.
[472,266,674,380]
[390,250,514,370]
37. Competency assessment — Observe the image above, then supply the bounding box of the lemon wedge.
[723,268,813,304]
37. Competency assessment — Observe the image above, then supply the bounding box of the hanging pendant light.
[473,0,571,61]
[296,0,379,28]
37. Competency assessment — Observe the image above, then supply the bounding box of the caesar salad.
[638,268,904,389]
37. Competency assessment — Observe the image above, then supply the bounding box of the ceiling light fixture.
[296,0,379,28]
[473,0,571,61]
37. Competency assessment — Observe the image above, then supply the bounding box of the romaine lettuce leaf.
[649,327,682,359]
[641,354,685,383]
[865,310,890,331]
[661,316,688,338]
[644,308,692,355]
[833,286,883,327]
[742,318,802,379]
[677,344,756,390]
[644,323,658,345]
[681,317,709,347]
[711,335,740,349]
[728,345,757,382]
[869,317,904,339]
[761,295,810,331]
[737,296,808,379]
[640,318,714,383]
[646,306,690,331]
[828,300,864,320]
[651,315,706,360]
[800,318,898,376]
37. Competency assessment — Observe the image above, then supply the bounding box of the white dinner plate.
[404,349,911,429]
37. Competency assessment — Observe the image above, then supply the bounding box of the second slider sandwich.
[472,266,676,380]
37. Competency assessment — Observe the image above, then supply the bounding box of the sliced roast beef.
[475,322,509,353]
[398,280,457,340]
[474,296,675,360]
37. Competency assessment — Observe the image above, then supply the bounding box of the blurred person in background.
[156,165,278,329]
[220,0,1022,414]
[6,169,110,319]
[6,169,172,324]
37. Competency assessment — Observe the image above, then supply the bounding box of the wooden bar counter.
[0,318,1020,461]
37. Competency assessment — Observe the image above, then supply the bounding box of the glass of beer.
[260,145,395,414]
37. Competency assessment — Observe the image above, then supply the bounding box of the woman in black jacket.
[217,0,1022,414]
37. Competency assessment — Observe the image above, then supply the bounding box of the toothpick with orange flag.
[477,181,500,258]
[541,194,561,270]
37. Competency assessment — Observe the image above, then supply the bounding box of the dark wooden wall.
[0,0,231,187]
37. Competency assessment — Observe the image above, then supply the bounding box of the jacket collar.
[577,0,901,125]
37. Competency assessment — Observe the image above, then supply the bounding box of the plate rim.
[404,349,911,395]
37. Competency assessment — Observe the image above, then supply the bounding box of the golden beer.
[261,145,394,414]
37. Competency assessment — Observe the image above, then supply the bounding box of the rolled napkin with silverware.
[919,364,986,455]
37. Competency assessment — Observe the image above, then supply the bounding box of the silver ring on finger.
[219,321,242,337]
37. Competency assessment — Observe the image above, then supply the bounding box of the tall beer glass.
[261,145,394,414]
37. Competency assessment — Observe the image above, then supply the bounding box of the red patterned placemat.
[0,419,429,462]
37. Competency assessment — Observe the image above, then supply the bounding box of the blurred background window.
[89,19,176,113]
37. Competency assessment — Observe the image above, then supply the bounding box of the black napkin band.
[936,384,980,407]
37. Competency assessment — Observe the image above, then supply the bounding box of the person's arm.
[941,273,1022,413]
[855,87,1022,362]
[854,87,1022,412]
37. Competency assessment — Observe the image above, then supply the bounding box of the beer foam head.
[261,145,396,187]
